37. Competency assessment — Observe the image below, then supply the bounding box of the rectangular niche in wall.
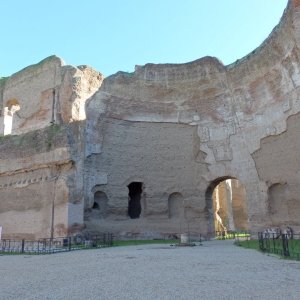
[93,191,108,218]
[128,182,143,219]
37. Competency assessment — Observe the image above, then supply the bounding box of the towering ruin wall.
[2,0,300,239]
[85,0,300,236]
[0,57,103,239]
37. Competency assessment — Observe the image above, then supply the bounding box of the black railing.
[258,232,300,260]
[0,232,114,254]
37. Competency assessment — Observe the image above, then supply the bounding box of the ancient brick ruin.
[1,1,300,239]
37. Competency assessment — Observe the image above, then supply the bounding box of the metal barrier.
[113,232,204,244]
[0,232,114,254]
[258,232,300,260]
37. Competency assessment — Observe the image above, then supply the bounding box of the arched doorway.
[206,177,248,236]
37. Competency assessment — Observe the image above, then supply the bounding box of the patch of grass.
[288,239,300,251]
[236,239,300,261]
[113,239,179,247]
[235,239,260,250]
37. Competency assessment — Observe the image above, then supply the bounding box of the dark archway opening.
[128,182,143,219]
[92,202,99,209]
[205,177,248,236]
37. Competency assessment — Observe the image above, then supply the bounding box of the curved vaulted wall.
[84,0,300,236]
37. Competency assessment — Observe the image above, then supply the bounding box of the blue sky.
[1,0,288,77]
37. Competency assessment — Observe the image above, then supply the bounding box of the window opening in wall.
[205,178,248,238]
[128,182,143,219]
[3,99,20,135]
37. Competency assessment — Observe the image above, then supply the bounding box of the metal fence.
[258,232,300,260]
[113,232,204,244]
[0,233,114,254]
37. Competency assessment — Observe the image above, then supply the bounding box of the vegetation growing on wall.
[0,76,8,87]
[9,56,61,79]
[0,124,65,155]
[46,124,63,150]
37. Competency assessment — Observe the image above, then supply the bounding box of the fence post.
[68,237,72,251]
[282,234,290,257]
[21,239,25,253]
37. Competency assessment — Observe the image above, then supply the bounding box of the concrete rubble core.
[1,0,300,239]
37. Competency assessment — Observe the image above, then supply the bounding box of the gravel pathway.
[1,240,300,300]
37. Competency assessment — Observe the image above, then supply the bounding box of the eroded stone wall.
[0,125,81,238]
[0,57,103,239]
[84,119,208,237]
[0,56,103,136]
[252,112,300,231]
[2,0,300,239]
[84,0,300,236]
[231,180,248,231]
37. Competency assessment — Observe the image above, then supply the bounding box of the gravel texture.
[1,240,300,300]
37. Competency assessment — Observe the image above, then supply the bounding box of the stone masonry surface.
[2,1,300,238]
